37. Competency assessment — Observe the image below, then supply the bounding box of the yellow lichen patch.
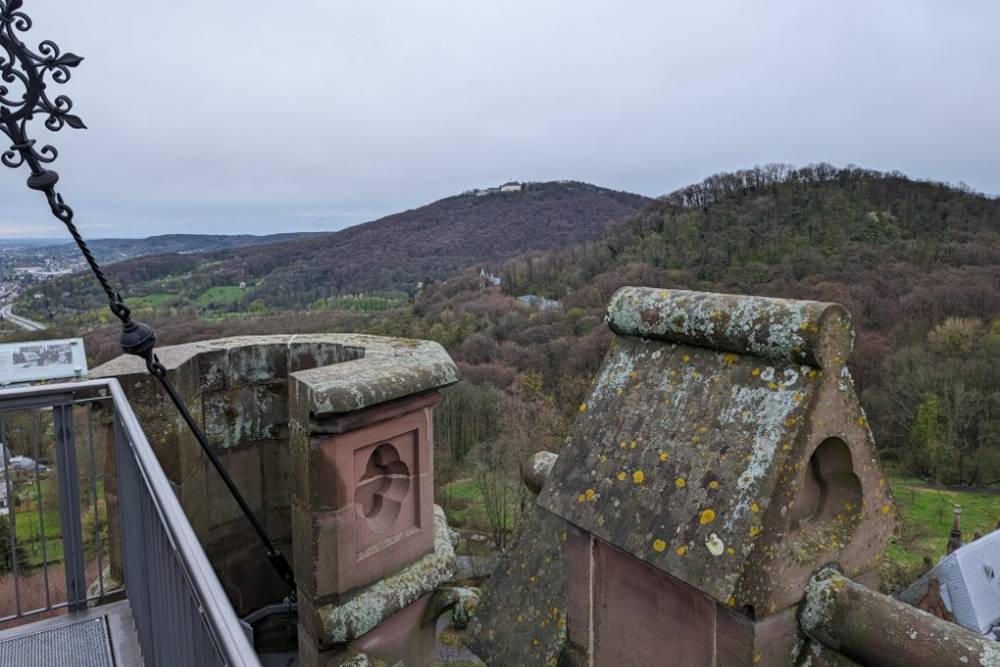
[751,367,761,377]
[584,489,596,502]
[691,435,701,444]
[749,526,761,537]
[768,382,778,390]
[616,471,626,481]
[699,509,716,525]
[808,369,819,378]
[857,415,868,427]
[577,494,586,503]
[616,388,624,396]
[630,440,637,449]
[881,503,891,514]
[578,403,587,413]
[723,353,738,365]
[726,547,735,556]
[652,538,667,553]
[800,321,811,331]
[659,451,670,462]
[726,596,736,607]
[750,502,760,513]
[675,477,686,489]
[754,653,763,663]
[676,545,687,556]
[632,470,645,484]
[682,354,691,363]
[708,480,719,490]
[794,393,804,402]
[629,371,638,381]
[619,440,627,449]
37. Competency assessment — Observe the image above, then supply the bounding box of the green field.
[194,286,246,308]
[124,292,181,309]
[887,478,1000,573]
[440,478,521,533]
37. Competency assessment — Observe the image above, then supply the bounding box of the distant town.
[0,240,79,332]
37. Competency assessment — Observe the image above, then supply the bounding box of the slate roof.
[899,529,1000,637]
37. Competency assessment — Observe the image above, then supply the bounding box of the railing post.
[53,401,87,611]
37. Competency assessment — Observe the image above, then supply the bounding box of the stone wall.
[93,333,458,617]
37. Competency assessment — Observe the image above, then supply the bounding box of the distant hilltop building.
[472,180,523,196]
[479,268,501,287]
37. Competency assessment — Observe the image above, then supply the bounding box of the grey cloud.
[2,0,997,237]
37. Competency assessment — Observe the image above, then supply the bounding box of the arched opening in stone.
[788,437,863,537]
[355,443,411,533]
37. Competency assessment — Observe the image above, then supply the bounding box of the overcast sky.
[1,1,997,238]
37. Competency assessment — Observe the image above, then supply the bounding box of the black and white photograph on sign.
[12,342,74,368]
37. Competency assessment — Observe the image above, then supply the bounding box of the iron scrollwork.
[1,0,84,217]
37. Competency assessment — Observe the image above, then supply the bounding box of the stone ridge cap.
[315,505,457,644]
[290,341,459,416]
[606,286,855,368]
[91,332,445,377]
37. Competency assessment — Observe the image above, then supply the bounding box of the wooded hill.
[19,181,649,318]
[24,165,1000,488]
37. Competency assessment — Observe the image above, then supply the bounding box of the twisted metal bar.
[0,0,296,594]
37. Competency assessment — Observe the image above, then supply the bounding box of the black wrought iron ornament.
[0,0,131,322]
[1,0,296,594]
[1,0,84,191]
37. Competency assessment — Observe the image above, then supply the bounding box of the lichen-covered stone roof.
[539,287,894,614]
[465,503,568,666]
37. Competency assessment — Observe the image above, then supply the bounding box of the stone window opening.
[355,443,411,533]
[789,437,863,536]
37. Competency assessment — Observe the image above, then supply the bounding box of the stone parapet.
[92,333,458,622]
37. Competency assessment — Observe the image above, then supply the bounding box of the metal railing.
[0,379,260,666]
[0,382,116,623]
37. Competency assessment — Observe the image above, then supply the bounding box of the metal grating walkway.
[0,617,113,667]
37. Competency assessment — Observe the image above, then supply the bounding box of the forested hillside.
[19,181,648,319]
[30,165,1000,492]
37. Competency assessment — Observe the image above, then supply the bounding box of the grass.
[438,478,523,534]
[439,479,486,528]
[887,477,1000,574]
[8,477,107,568]
[124,292,181,309]
[194,285,246,308]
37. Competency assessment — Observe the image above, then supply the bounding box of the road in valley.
[0,302,47,332]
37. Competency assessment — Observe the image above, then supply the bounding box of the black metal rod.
[151,368,295,588]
